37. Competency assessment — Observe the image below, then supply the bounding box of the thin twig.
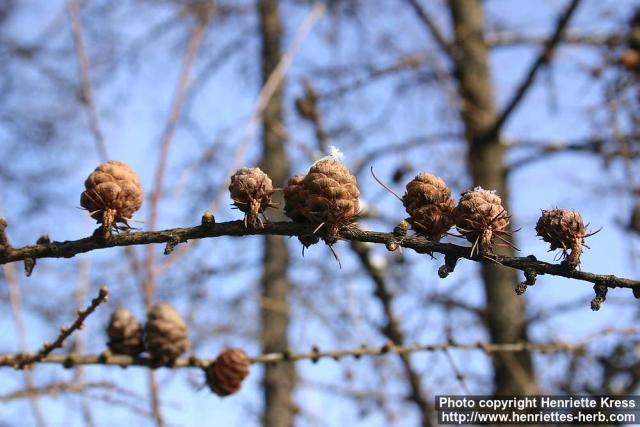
[73,259,96,427]
[14,287,109,368]
[350,240,434,426]
[405,0,456,61]
[0,382,124,402]
[67,0,108,161]
[491,0,582,136]
[486,32,623,48]
[147,370,165,427]
[143,14,211,427]
[2,263,47,427]
[0,326,635,369]
[144,15,210,308]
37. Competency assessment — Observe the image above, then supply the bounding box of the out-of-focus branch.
[350,241,434,427]
[156,2,324,271]
[67,0,108,162]
[73,259,95,427]
[505,135,640,172]
[487,32,623,48]
[2,262,47,427]
[298,86,434,424]
[352,132,462,175]
[144,13,210,308]
[317,52,431,99]
[0,221,638,291]
[0,382,123,401]
[0,326,636,369]
[140,15,210,425]
[491,0,582,136]
[405,0,456,61]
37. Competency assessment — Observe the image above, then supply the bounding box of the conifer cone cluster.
[229,167,275,229]
[106,307,144,357]
[144,303,191,366]
[299,159,360,243]
[453,187,510,255]
[80,160,143,238]
[535,209,587,267]
[205,348,251,397]
[402,173,455,241]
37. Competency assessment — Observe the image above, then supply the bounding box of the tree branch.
[0,220,638,291]
[405,0,456,61]
[14,287,109,368]
[491,0,582,136]
[350,241,434,426]
[487,32,623,48]
[67,0,108,162]
[0,326,636,370]
[506,135,640,173]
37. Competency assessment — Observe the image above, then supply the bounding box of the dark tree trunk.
[258,0,295,426]
[449,0,536,395]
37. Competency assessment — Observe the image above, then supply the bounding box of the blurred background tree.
[1,0,640,426]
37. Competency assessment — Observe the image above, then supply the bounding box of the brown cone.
[80,160,143,237]
[106,307,144,356]
[144,303,191,366]
[402,173,455,240]
[301,159,360,241]
[283,175,308,222]
[621,48,640,72]
[229,167,274,229]
[206,348,250,397]
[453,188,510,254]
[535,209,586,266]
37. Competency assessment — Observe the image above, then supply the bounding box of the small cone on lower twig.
[229,167,275,229]
[302,159,360,244]
[144,303,191,366]
[402,173,455,241]
[106,307,144,357]
[536,208,591,267]
[80,160,143,238]
[206,348,251,397]
[453,187,511,255]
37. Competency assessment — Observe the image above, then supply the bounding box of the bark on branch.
[1,326,636,369]
[1,220,638,291]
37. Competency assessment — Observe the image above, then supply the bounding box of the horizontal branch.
[486,32,623,48]
[506,135,640,172]
[0,381,122,401]
[0,219,638,291]
[1,327,636,370]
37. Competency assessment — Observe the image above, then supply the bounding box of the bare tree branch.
[14,287,109,368]
[1,326,636,369]
[67,0,108,162]
[0,220,637,291]
[0,381,125,402]
[487,32,623,48]
[405,0,456,61]
[491,0,582,136]
[351,241,434,426]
